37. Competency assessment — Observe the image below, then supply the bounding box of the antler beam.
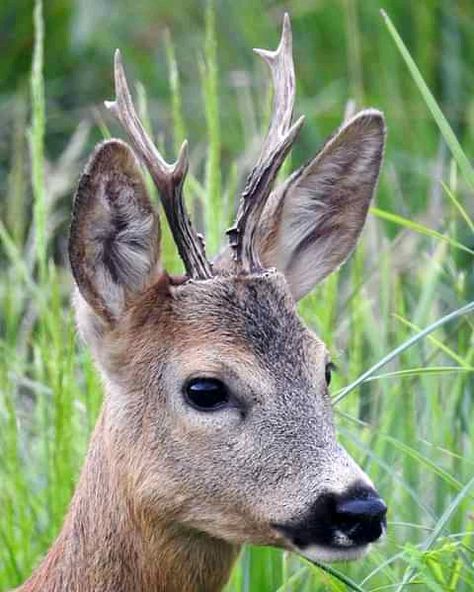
[105,50,212,280]
[227,13,304,272]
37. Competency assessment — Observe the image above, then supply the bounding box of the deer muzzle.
[273,481,387,562]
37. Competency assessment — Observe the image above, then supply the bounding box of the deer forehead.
[115,271,327,385]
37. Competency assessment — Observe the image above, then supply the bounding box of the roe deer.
[18,13,387,592]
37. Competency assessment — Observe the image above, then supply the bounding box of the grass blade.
[201,0,221,254]
[441,181,474,234]
[30,0,47,278]
[333,301,474,405]
[381,10,474,190]
[392,313,470,368]
[364,366,473,381]
[307,559,367,592]
[370,207,474,255]
[396,475,474,591]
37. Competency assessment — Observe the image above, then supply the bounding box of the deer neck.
[20,410,239,592]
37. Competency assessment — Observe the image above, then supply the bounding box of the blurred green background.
[0,1,473,591]
[2,0,474,220]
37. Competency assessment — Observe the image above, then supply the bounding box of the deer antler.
[227,13,304,272]
[105,50,212,280]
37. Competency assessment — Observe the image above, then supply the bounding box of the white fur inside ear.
[83,174,159,319]
[261,109,385,301]
[70,139,160,322]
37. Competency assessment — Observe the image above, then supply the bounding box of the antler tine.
[105,50,212,280]
[227,13,304,272]
[252,13,298,163]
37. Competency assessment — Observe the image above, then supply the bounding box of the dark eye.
[325,362,335,386]
[184,377,230,412]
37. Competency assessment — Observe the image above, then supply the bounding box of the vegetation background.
[0,0,473,590]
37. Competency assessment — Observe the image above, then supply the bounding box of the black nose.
[334,493,387,545]
[273,483,387,551]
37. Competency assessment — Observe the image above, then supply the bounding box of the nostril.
[333,495,387,545]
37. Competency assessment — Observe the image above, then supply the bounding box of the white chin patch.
[298,543,370,563]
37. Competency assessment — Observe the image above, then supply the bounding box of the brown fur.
[18,414,238,592]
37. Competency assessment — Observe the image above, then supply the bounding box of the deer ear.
[69,139,161,324]
[258,109,385,301]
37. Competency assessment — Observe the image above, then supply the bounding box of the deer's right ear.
[69,139,161,326]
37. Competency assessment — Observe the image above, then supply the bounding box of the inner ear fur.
[69,139,161,324]
[256,109,386,301]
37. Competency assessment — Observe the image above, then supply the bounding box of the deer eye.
[325,362,335,386]
[184,378,230,412]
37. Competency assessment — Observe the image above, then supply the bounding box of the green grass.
[1,1,473,591]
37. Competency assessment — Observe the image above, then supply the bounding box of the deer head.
[69,14,386,568]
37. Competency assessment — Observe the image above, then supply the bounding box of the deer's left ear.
[257,109,385,301]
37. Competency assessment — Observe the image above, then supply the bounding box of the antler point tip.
[253,47,275,64]
[178,139,189,157]
[280,13,292,48]
[291,115,305,134]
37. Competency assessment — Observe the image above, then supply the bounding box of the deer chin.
[296,542,370,563]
